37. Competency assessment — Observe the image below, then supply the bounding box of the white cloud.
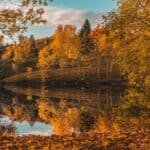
[0,1,23,10]
[43,6,103,28]
[0,2,103,27]
[0,1,103,28]
[0,2,103,43]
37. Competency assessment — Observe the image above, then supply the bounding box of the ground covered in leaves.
[0,131,149,150]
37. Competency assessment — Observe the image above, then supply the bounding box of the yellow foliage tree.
[38,25,80,69]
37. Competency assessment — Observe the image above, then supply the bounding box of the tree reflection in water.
[0,86,149,136]
[0,115,16,136]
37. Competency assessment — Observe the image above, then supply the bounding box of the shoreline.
[1,78,126,88]
[0,131,149,149]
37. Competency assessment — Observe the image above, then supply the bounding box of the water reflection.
[0,86,149,136]
[0,115,52,136]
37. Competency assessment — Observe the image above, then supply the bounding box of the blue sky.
[2,0,117,42]
[49,0,117,12]
[25,0,117,39]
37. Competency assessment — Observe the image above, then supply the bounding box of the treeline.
[1,19,109,78]
[0,86,149,135]
[0,0,149,87]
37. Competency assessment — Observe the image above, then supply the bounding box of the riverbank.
[0,131,149,150]
[1,67,125,87]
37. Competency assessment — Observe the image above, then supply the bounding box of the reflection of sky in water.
[0,115,53,136]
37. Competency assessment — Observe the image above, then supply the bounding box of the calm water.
[0,86,149,136]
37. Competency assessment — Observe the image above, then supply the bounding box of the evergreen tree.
[80,36,95,54]
[30,35,38,57]
[79,19,95,54]
[79,19,91,37]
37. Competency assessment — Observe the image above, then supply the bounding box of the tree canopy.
[0,0,53,42]
[103,0,150,86]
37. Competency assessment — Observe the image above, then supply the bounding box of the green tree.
[79,19,91,37]
[79,19,95,55]
[30,34,38,57]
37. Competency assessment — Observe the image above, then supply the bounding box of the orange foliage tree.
[38,25,80,69]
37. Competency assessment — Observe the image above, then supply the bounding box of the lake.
[0,85,149,137]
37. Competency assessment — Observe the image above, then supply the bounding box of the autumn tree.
[38,25,63,69]
[63,25,80,59]
[2,45,14,62]
[38,25,80,69]
[91,25,110,54]
[2,37,39,73]
[0,0,54,42]
[103,0,150,86]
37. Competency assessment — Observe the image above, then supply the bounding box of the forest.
[0,0,149,149]
[0,0,149,87]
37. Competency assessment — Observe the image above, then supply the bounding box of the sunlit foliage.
[2,39,36,63]
[118,88,150,118]
[38,25,80,69]
[91,25,110,54]
[103,0,150,86]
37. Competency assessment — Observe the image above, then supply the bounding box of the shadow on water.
[0,85,149,136]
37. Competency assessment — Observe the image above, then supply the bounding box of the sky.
[24,0,117,39]
[49,0,117,12]
[0,0,117,42]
